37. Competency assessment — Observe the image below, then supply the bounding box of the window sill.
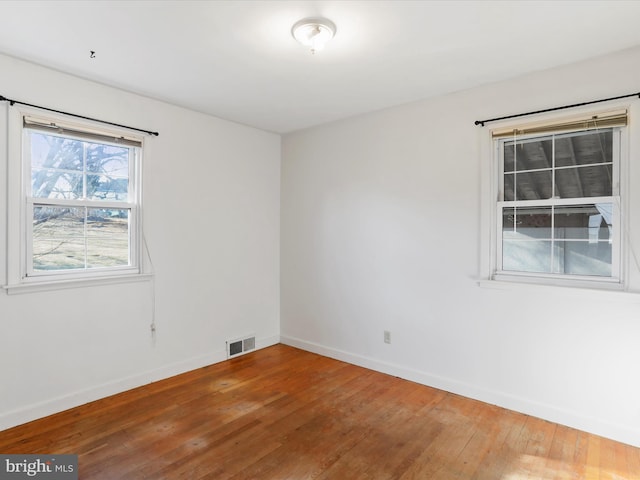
[492,272,623,290]
[3,272,154,295]
[478,276,640,303]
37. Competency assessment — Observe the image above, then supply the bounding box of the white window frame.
[4,106,149,294]
[482,107,630,291]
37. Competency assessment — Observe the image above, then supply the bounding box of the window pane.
[503,206,552,238]
[553,204,613,276]
[503,137,552,173]
[86,175,129,201]
[504,170,553,201]
[503,142,517,173]
[86,145,129,176]
[29,133,83,170]
[86,144,129,201]
[503,173,515,201]
[555,130,613,167]
[32,169,83,199]
[32,207,85,270]
[554,204,612,241]
[86,209,130,267]
[555,165,612,198]
[503,207,552,273]
[502,240,552,273]
[553,241,612,276]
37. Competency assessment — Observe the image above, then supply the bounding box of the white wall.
[0,53,281,429]
[281,46,640,447]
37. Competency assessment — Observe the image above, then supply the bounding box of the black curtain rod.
[474,91,640,127]
[0,95,159,137]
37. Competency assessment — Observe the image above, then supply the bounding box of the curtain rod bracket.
[0,94,159,137]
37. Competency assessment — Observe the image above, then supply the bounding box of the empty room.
[1,1,640,478]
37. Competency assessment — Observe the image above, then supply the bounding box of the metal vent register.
[226,335,256,358]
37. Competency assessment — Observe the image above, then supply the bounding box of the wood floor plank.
[546,424,582,479]
[468,408,528,480]
[612,439,631,480]
[1,344,639,479]
[585,434,602,480]
[626,438,640,480]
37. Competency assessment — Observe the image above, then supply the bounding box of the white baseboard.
[0,335,280,432]
[257,334,280,351]
[281,334,640,448]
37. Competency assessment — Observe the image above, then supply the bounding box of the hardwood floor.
[1,344,639,479]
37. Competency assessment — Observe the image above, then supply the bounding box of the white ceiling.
[1,1,640,134]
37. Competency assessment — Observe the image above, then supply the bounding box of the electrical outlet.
[384,330,391,344]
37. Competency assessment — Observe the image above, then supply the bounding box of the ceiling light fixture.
[291,17,336,54]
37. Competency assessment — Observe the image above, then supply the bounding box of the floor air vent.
[227,335,256,358]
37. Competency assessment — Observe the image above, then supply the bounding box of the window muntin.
[23,122,140,278]
[497,127,620,280]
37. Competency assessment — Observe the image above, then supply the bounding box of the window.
[492,110,627,287]
[6,110,144,290]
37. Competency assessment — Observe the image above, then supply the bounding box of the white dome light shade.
[291,18,336,54]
